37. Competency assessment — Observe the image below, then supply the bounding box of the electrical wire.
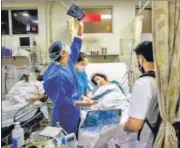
[35,43,43,65]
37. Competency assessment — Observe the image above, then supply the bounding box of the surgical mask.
[77,65,85,72]
[96,80,102,86]
[138,61,145,74]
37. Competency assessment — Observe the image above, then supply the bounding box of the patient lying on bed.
[2,73,47,128]
[80,73,130,125]
[84,73,130,110]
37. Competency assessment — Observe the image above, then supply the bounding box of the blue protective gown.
[43,37,82,134]
[77,71,89,96]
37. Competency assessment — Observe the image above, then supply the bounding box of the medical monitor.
[19,37,31,47]
[81,109,121,128]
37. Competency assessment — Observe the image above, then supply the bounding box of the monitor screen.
[19,37,30,47]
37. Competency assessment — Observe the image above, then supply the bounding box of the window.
[82,8,112,33]
[136,8,152,33]
[11,9,38,34]
[2,9,38,35]
[2,10,9,35]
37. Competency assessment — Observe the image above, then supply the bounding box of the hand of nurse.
[86,100,96,107]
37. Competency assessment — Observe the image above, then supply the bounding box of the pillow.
[86,63,128,84]
[88,80,98,93]
[86,63,129,93]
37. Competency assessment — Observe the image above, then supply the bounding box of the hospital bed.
[78,62,135,148]
[2,99,48,146]
[1,76,49,146]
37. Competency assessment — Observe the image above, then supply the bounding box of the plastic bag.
[108,132,137,148]
[29,73,37,82]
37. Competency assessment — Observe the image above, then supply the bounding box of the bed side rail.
[13,96,48,122]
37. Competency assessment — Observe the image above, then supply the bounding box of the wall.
[2,1,136,64]
[77,1,136,54]
[2,2,48,62]
[141,33,152,41]
[51,1,136,63]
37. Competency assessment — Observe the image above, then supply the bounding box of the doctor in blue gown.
[43,21,96,135]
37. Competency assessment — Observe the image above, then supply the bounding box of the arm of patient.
[26,93,46,102]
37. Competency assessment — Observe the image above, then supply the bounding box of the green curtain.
[152,1,180,148]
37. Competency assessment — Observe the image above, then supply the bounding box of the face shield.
[64,44,71,55]
[49,42,71,62]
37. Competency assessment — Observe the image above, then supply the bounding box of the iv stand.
[4,66,8,94]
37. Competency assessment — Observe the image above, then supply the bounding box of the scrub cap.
[49,41,71,61]
[49,40,64,61]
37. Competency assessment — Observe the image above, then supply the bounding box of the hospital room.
[1,0,180,148]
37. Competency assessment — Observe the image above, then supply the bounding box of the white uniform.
[128,76,159,148]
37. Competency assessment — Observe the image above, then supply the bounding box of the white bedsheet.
[91,84,130,111]
[2,80,48,128]
[78,119,137,148]
[78,84,130,148]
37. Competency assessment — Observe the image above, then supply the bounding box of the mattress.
[2,80,47,128]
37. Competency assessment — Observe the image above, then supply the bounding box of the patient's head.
[36,74,43,81]
[20,74,29,82]
[91,73,108,86]
[20,74,43,82]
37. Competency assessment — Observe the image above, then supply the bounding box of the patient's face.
[94,76,106,86]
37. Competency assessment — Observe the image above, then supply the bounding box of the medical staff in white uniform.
[122,41,159,148]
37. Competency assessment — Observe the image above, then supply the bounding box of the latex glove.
[75,19,83,26]
[120,120,126,130]
[85,100,97,107]
[89,100,96,105]
[120,121,131,133]
[86,92,93,99]
[26,98,36,102]
[82,95,91,101]
[126,94,131,103]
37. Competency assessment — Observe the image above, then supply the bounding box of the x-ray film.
[67,4,86,21]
